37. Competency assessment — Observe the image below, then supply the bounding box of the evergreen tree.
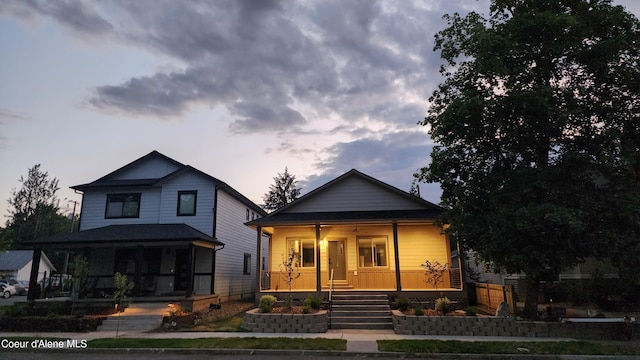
[262,167,302,212]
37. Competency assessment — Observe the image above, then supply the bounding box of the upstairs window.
[105,193,141,218]
[177,190,197,216]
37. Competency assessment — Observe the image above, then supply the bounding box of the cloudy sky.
[1,0,638,220]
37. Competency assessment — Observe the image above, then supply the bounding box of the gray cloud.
[5,1,475,135]
[301,130,435,195]
[0,0,114,35]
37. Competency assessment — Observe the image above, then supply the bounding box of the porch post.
[186,244,195,297]
[134,245,143,297]
[315,224,321,294]
[210,248,216,295]
[255,226,262,296]
[393,223,402,292]
[27,248,42,301]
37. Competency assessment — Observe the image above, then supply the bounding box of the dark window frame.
[243,253,251,275]
[105,193,141,219]
[177,190,198,216]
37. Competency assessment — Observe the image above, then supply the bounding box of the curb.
[4,347,640,359]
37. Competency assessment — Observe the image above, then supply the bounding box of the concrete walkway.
[0,328,579,352]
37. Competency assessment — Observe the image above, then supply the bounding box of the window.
[357,236,388,267]
[177,190,197,216]
[105,193,141,218]
[287,239,315,267]
[243,253,251,275]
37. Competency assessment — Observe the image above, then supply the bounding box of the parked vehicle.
[0,281,17,298]
[7,279,29,295]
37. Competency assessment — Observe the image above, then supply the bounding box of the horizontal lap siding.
[397,225,449,270]
[286,176,424,213]
[214,190,258,301]
[159,172,215,235]
[79,188,161,230]
[115,157,181,179]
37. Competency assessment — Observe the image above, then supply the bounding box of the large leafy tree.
[262,167,302,212]
[417,0,640,318]
[4,164,69,250]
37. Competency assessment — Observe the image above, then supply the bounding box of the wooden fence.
[474,283,517,314]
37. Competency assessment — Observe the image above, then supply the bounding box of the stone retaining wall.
[392,311,639,340]
[242,309,328,333]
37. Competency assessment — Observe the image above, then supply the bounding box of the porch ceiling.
[21,223,224,248]
[247,209,442,229]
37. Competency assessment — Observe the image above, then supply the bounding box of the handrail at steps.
[328,268,334,329]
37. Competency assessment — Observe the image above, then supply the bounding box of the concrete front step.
[97,314,163,332]
[330,322,394,330]
[329,293,392,330]
[331,316,392,324]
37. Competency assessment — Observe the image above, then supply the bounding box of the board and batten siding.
[212,189,259,301]
[285,175,425,213]
[79,188,162,231]
[158,172,216,235]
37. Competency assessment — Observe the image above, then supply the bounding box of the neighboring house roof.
[0,250,56,273]
[21,224,224,247]
[72,150,266,216]
[247,169,444,226]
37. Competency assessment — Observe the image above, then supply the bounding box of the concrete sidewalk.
[0,328,578,353]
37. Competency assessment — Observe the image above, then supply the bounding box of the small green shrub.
[435,296,451,314]
[302,304,311,314]
[464,307,476,316]
[395,298,411,311]
[259,295,278,313]
[414,307,424,316]
[303,295,324,309]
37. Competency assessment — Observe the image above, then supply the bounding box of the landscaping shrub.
[464,307,477,316]
[395,298,411,311]
[259,295,278,313]
[435,296,451,314]
[413,307,424,316]
[303,295,323,309]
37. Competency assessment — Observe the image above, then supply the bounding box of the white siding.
[286,175,425,213]
[112,157,181,180]
[158,172,216,235]
[79,188,162,230]
[214,190,257,301]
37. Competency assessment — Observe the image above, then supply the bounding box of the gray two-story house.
[25,151,265,306]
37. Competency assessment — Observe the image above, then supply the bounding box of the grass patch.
[187,316,245,332]
[377,340,640,355]
[88,337,346,351]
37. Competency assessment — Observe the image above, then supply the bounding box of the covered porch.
[22,224,225,301]
[252,220,463,295]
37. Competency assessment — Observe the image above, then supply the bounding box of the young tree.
[262,167,302,212]
[417,0,640,318]
[4,164,68,249]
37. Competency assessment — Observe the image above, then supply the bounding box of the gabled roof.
[22,224,224,247]
[72,151,184,190]
[247,169,443,226]
[71,150,265,215]
[0,250,56,272]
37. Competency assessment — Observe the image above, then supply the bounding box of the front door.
[328,240,346,281]
[174,249,189,291]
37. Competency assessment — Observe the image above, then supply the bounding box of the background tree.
[4,164,69,250]
[417,0,639,318]
[262,167,302,212]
